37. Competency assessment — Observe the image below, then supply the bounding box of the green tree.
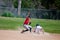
[55,0,60,9]
[41,0,55,9]
[21,0,34,8]
[13,0,60,9]
[32,0,41,9]
[41,0,60,9]
[13,0,18,8]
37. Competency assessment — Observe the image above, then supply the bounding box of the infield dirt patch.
[0,30,60,40]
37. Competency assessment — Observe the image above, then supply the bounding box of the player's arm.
[26,11,30,17]
[34,27,36,32]
[41,27,44,34]
[29,18,31,25]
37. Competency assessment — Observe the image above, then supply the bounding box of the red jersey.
[24,17,30,25]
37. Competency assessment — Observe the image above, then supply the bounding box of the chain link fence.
[0,7,60,20]
[21,8,60,20]
[0,7,18,16]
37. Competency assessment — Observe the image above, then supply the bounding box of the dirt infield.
[0,30,60,40]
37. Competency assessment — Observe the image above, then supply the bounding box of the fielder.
[21,11,32,33]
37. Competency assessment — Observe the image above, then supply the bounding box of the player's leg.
[21,24,29,33]
[29,27,32,32]
[40,28,44,34]
[35,28,38,33]
[36,28,40,34]
[21,29,28,33]
[23,24,28,29]
[41,28,44,34]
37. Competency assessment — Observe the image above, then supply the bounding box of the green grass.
[0,17,60,34]
[0,17,24,30]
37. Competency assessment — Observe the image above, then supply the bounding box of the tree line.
[13,0,60,19]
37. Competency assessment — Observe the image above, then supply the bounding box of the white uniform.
[24,24,32,30]
[35,26,42,33]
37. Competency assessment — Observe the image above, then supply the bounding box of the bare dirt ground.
[0,30,60,40]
